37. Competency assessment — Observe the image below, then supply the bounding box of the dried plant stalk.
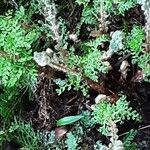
[138,0,150,51]
[90,0,109,37]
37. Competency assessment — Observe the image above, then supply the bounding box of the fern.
[54,74,88,96]
[137,53,150,79]
[127,25,145,59]
[76,0,138,25]
[54,36,109,96]
[123,129,137,149]
[0,6,39,88]
[93,95,141,135]
[80,111,95,128]
[9,119,42,149]
[76,0,100,25]
[126,26,150,79]
[0,118,42,149]
[67,36,109,82]
[75,0,90,6]
[65,132,78,150]
[83,35,109,52]
[104,0,138,15]
[0,6,40,122]
[0,87,21,120]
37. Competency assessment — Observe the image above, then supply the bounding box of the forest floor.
[1,1,150,150]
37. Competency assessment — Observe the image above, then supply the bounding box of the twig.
[119,124,150,137]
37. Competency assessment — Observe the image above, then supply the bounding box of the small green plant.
[67,47,108,81]
[54,36,109,96]
[126,26,150,79]
[76,0,138,25]
[136,53,150,79]
[0,118,42,150]
[65,132,78,150]
[127,25,145,58]
[104,0,138,15]
[0,6,40,120]
[93,95,141,135]
[92,96,140,149]
[123,129,138,149]
[0,6,39,88]
[56,115,83,126]
[0,87,21,120]
[42,111,94,149]
[54,75,88,96]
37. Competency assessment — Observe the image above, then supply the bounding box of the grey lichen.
[39,0,60,43]
[138,0,150,51]
[103,31,125,59]
[33,48,67,73]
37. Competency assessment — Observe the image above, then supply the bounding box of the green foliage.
[67,36,108,81]
[84,35,109,51]
[42,130,55,147]
[76,0,100,25]
[54,79,72,95]
[0,6,40,121]
[75,0,90,6]
[56,115,83,126]
[76,0,138,25]
[137,53,150,79]
[64,124,84,150]
[93,95,141,135]
[0,119,42,149]
[42,123,85,150]
[0,6,39,88]
[80,111,95,128]
[104,0,137,15]
[54,35,108,96]
[123,129,138,149]
[136,52,150,81]
[67,72,88,95]
[57,111,95,149]
[127,25,145,58]
[0,87,20,120]
[94,128,138,150]
[54,76,88,96]
[82,49,108,80]
[65,132,78,150]
[126,26,150,79]
[0,0,145,149]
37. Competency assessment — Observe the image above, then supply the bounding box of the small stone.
[55,126,67,139]
[46,48,53,54]
[69,34,78,42]
[119,60,129,72]
[103,61,112,70]
[33,51,49,67]
[91,105,95,110]
[95,94,107,104]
